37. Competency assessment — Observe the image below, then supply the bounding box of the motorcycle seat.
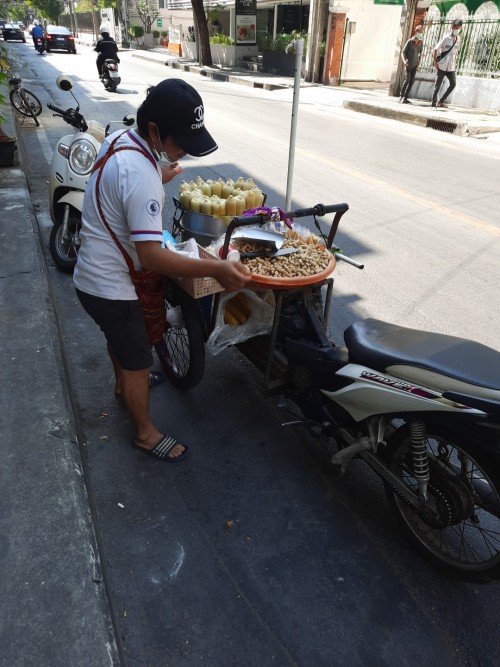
[345,318,500,392]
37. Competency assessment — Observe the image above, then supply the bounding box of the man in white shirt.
[432,20,463,108]
[74,79,251,462]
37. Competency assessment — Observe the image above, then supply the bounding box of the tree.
[191,0,212,66]
[135,0,159,35]
[28,0,65,22]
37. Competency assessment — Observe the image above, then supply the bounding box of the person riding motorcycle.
[31,21,45,52]
[94,25,120,77]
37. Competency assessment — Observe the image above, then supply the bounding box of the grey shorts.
[76,288,153,371]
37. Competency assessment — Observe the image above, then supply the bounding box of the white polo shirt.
[435,33,460,72]
[73,129,164,300]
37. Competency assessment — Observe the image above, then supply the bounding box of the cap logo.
[192,105,204,130]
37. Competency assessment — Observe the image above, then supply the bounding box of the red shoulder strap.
[92,133,159,272]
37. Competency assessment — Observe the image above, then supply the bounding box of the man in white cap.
[74,79,251,462]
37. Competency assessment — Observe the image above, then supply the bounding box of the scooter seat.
[345,318,500,391]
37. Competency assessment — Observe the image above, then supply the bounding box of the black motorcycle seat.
[345,318,500,391]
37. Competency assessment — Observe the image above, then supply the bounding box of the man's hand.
[161,163,183,184]
[214,261,252,292]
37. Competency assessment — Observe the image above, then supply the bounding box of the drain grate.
[426,119,458,133]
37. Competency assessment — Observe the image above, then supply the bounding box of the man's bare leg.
[121,366,186,459]
[107,344,123,396]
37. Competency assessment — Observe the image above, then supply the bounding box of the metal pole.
[285,39,303,211]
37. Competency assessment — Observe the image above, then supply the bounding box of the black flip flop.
[132,435,189,463]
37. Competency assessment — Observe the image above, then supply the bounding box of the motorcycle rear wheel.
[49,214,81,273]
[154,280,206,390]
[385,424,500,583]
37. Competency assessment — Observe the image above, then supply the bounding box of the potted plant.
[131,25,144,47]
[160,31,169,47]
[261,31,307,77]
[153,30,160,45]
[0,44,17,167]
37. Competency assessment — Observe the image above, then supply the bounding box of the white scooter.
[47,75,134,272]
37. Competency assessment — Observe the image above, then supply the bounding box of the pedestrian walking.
[74,79,251,462]
[432,20,463,108]
[399,25,424,104]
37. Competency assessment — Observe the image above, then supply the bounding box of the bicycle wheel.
[154,280,206,390]
[385,424,500,583]
[10,88,42,121]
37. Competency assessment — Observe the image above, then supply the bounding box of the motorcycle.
[100,59,120,93]
[47,75,134,272]
[163,204,500,583]
[34,37,45,54]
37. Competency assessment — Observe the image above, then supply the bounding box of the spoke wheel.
[385,425,500,583]
[10,89,42,117]
[49,215,81,272]
[154,280,206,390]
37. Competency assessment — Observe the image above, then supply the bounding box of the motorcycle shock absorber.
[410,421,430,501]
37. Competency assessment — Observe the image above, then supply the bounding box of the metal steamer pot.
[173,198,228,247]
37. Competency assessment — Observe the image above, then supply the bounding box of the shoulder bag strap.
[92,132,158,273]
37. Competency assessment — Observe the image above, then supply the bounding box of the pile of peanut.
[237,231,332,279]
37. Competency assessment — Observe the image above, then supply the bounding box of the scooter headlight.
[68,138,97,175]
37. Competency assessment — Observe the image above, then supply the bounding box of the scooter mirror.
[56,75,74,92]
[123,115,135,127]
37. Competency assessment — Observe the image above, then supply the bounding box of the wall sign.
[235,0,256,44]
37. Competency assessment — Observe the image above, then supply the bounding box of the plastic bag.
[166,236,200,259]
[206,289,275,356]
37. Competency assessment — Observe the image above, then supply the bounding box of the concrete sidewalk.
[0,111,120,666]
[131,46,500,138]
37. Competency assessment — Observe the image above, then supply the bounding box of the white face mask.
[452,29,460,36]
[152,127,176,164]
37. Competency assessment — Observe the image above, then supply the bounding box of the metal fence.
[420,17,500,78]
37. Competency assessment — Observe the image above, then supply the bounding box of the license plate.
[109,71,119,78]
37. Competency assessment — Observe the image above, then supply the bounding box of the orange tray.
[246,254,336,290]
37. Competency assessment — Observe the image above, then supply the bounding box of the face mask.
[152,127,177,164]
[415,33,423,40]
[452,29,460,36]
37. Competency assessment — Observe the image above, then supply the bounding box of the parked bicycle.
[5,68,42,127]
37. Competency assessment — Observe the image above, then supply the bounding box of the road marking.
[37,125,53,165]
[295,144,500,238]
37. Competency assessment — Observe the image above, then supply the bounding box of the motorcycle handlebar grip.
[288,203,350,218]
[47,103,67,116]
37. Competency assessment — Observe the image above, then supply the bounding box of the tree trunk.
[191,0,212,66]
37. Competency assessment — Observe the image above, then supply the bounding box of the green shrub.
[261,31,307,55]
[209,34,235,46]
[153,30,160,39]
[131,25,144,39]
[161,31,168,38]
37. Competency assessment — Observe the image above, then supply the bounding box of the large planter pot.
[210,44,258,67]
[143,33,154,47]
[0,137,17,167]
[262,50,298,77]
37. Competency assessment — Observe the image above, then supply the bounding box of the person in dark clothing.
[399,25,423,104]
[94,27,120,77]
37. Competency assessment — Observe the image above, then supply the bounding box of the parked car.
[44,25,76,53]
[0,19,7,33]
[3,23,26,42]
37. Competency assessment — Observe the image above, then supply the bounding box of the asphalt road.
[10,41,500,666]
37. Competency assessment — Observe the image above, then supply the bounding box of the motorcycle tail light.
[68,138,97,175]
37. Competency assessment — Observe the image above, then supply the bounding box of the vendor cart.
[155,203,357,395]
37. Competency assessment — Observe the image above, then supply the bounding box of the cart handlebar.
[222,203,350,258]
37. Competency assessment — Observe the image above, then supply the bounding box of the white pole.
[285,39,303,211]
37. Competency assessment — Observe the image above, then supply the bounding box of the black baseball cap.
[144,79,218,157]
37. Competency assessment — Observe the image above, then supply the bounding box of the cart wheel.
[154,280,206,390]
